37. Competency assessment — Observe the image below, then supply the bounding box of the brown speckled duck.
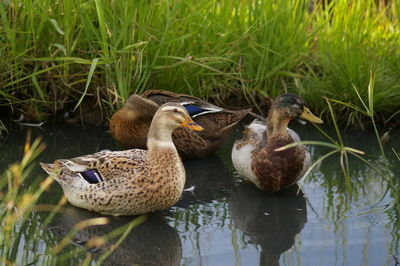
[41,103,203,216]
[110,90,250,158]
[231,94,323,193]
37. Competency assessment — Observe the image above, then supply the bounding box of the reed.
[0,134,145,264]
[0,135,54,264]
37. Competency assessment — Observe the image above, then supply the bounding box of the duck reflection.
[49,207,182,266]
[177,156,234,208]
[229,184,307,266]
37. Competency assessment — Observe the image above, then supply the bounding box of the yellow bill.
[181,116,203,131]
[300,107,323,124]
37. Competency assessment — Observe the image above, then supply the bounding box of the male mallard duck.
[110,90,250,158]
[41,103,203,216]
[231,94,323,193]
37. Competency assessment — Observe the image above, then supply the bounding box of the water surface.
[1,121,399,265]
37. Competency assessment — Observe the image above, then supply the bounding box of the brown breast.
[251,135,305,192]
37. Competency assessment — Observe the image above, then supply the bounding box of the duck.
[231,94,323,193]
[40,103,203,216]
[110,90,250,158]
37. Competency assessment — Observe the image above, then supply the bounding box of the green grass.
[0,0,399,126]
[302,0,400,127]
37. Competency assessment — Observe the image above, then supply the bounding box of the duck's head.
[270,94,323,124]
[152,103,204,132]
[122,94,159,120]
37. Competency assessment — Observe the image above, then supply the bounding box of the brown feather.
[110,90,250,158]
[110,110,149,149]
[252,135,306,193]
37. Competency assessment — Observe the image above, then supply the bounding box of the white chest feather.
[231,142,257,183]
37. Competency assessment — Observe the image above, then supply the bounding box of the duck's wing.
[234,119,267,150]
[141,90,228,118]
[41,149,148,185]
[194,108,250,137]
[143,89,250,119]
[143,90,250,147]
[141,90,202,105]
[231,119,267,183]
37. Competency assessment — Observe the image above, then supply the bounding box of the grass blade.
[73,58,100,111]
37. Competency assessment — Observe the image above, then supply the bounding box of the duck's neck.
[146,120,185,204]
[266,109,291,138]
[147,121,177,153]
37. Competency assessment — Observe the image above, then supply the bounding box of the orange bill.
[181,116,203,131]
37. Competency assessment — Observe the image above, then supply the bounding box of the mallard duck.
[231,94,323,193]
[41,103,203,216]
[110,90,250,158]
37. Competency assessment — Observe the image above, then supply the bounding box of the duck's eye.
[173,109,179,113]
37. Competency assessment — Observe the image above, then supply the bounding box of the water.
[1,121,399,265]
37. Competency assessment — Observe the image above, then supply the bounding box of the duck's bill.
[300,107,323,124]
[40,162,60,176]
[181,117,203,131]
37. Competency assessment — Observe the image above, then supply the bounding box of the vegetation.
[0,0,399,126]
[279,73,400,210]
[1,0,399,262]
[0,134,146,265]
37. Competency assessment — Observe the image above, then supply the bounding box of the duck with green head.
[231,94,323,193]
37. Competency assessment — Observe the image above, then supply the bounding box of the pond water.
[1,120,399,265]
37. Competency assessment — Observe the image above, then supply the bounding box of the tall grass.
[0,134,146,264]
[303,0,400,126]
[0,0,399,125]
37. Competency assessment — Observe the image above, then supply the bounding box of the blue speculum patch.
[183,104,206,116]
[79,169,102,184]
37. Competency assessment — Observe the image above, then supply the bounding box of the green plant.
[303,0,400,126]
[277,72,399,198]
[0,133,148,265]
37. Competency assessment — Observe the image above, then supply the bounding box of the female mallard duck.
[231,94,323,193]
[41,103,203,216]
[110,90,250,158]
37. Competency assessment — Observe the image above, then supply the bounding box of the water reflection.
[229,184,307,266]
[49,208,182,265]
[1,123,400,265]
[178,156,234,208]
